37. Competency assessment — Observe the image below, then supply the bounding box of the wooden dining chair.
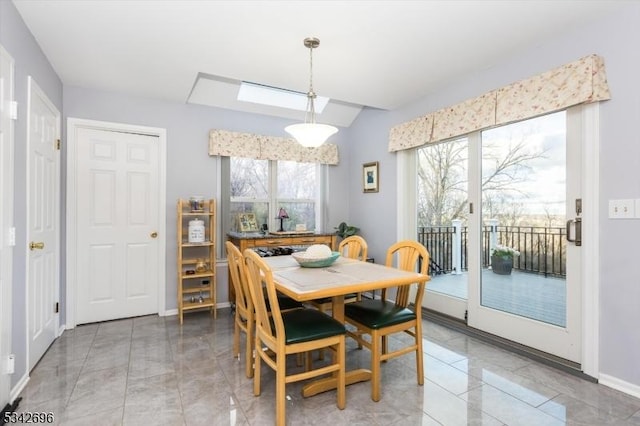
[243,249,346,426]
[226,241,304,378]
[308,235,368,312]
[344,239,429,402]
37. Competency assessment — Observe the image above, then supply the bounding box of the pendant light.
[285,37,338,148]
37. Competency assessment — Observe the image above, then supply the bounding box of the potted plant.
[490,245,520,275]
[334,222,359,239]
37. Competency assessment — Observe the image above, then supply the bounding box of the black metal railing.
[417,225,566,278]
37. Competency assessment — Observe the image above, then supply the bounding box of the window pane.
[277,161,316,199]
[277,202,315,232]
[229,202,269,232]
[230,157,268,199]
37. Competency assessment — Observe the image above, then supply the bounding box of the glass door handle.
[566,217,582,246]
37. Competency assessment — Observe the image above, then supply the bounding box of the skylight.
[237,81,329,113]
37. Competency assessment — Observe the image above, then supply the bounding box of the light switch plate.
[609,199,635,219]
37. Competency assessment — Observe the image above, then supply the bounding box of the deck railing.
[417,223,566,278]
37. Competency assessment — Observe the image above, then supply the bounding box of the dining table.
[262,254,430,398]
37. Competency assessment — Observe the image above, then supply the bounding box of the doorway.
[413,107,596,366]
[66,119,167,327]
[26,77,60,370]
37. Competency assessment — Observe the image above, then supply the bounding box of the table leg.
[301,294,372,398]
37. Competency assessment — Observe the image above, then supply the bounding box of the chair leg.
[370,330,381,402]
[245,321,254,378]
[253,337,262,396]
[336,338,346,409]
[415,323,424,385]
[305,351,313,372]
[276,352,287,426]
[233,316,240,359]
[382,335,388,360]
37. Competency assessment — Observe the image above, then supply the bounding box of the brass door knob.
[29,241,45,250]
[150,232,158,238]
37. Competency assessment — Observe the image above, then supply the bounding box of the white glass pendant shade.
[285,123,338,148]
[286,37,339,148]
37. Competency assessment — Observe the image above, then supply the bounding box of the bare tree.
[418,131,548,227]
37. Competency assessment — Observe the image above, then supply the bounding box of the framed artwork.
[236,213,259,232]
[363,161,379,193]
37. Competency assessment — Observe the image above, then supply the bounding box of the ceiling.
[13,0,627,127]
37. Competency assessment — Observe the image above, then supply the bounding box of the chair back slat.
[243,249,284,345]
[338,235,368,261]
[225,242,253,316]
[383,240,430,307]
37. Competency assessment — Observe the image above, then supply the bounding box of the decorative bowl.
[291,251,340,268]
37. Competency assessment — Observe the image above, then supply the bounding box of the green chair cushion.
[345,299,416,330]
[281,309,346,345]
[264,293,304,312]
[277,294,304,311]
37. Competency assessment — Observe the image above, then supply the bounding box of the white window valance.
[389,54,611,152]
[209,129,339,165]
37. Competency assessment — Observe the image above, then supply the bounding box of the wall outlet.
[608,199,635,219]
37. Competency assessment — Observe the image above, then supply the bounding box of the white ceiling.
[13,0,627,127]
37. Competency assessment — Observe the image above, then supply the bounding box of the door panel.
[469,111,581,363]
[76,128,159,324]
[27,77,60,370]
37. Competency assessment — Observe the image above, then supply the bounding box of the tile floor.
[15,309,640,425]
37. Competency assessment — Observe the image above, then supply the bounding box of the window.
[227,157,321,233]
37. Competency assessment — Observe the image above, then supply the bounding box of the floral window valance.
[389,54,611,152]
[209,129,339,165]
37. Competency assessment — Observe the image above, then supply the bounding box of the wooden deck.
[426,269,566,327]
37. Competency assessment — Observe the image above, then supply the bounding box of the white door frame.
[66,118,167,329]
[396,103,600,377]
[0,44,15,407]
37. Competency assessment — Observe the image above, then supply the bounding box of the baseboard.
[9,373,28,404]
[57,324,66,337]
[161,302,231,318]
[599,373,640,399]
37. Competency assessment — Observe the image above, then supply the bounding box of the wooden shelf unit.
[177,198,217,324]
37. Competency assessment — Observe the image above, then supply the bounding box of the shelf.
[182,211,214,216]
[178,198,217,324]
[181,286,211,294]
[180,271,214,279]
[182,298,215,310]
[180,241,214,247]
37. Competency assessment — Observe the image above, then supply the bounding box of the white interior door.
[74,127,160,324]
[0,44,15,407]
[27,77,60,370]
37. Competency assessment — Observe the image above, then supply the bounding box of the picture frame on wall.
[363,161,379,193]
[236,213,259,232]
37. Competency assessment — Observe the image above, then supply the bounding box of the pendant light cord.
[306,42,317,124]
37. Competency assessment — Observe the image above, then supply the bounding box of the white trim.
[26,76,61,370]
[0,43,15,408]
[599,374,640,399]
[65,118,167,328]
[580,103,600,378]
[396,149,416,241]
[9,373,28,404]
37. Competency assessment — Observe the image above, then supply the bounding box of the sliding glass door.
[419,110,582,363]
